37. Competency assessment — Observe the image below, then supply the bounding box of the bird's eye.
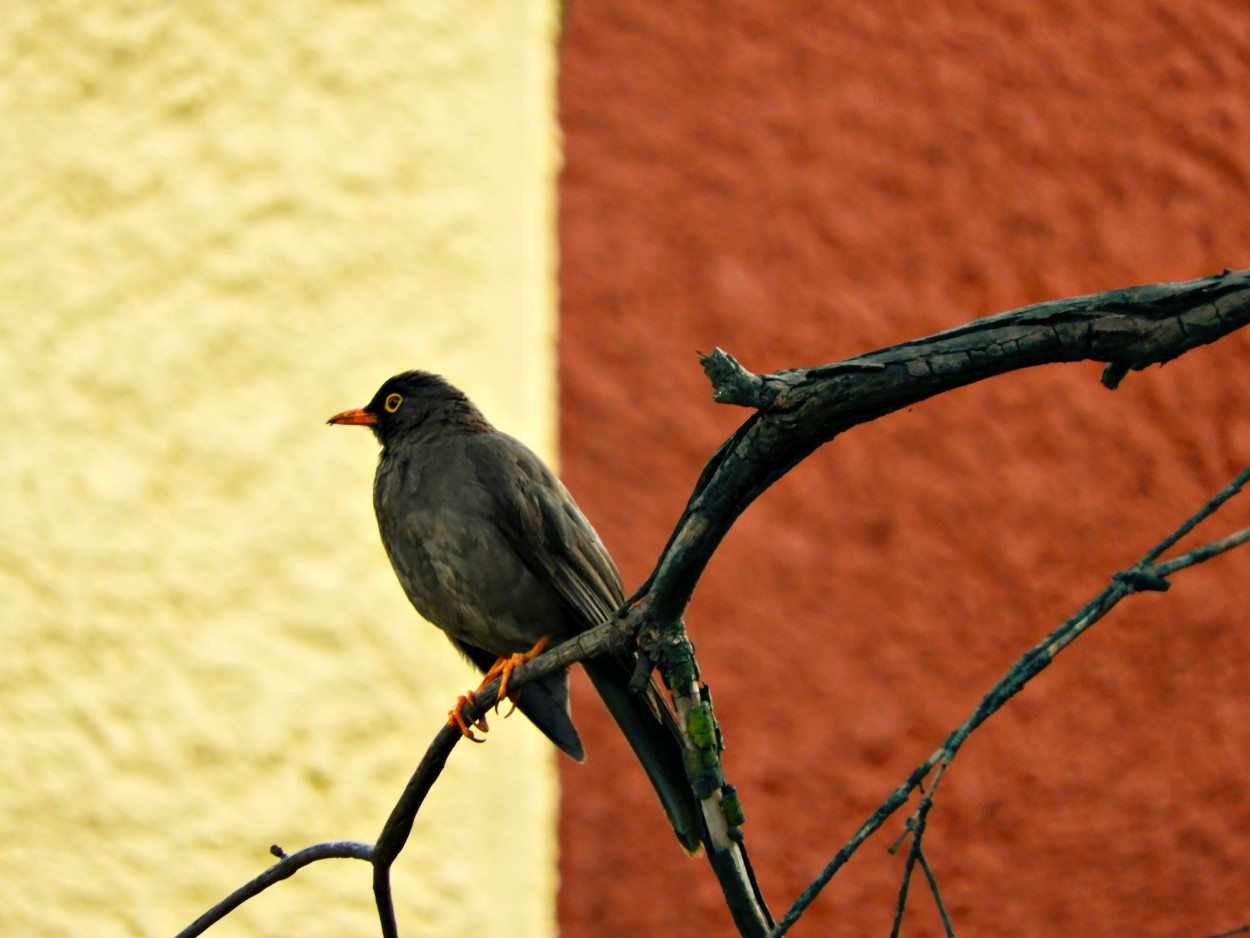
[384,393,403,413]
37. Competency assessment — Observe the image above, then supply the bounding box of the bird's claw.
[482,636,551,714]
[451,636,552,741]
[448,693,490,742]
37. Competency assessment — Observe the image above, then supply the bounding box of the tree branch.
[176,602,773,936]
[647,267,1250,625]
[174,842,373,938]
[637,268,1249,936]
[180,269,1248,937]
[768,462,1250,935]
[917,846,956,938]
[888,792,937,938]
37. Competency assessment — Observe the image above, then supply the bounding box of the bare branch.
[888,799,933,938]
[177,601,770,936]
[648,268,1250,625]
[181,271,1248,938]
[1153,526,1250,576]
[364,609,772,937]
[643,270,1250,936]
[175,841,373,938]
[887,764,955,937]
[917,847,956,938]
[769,462,1250,935]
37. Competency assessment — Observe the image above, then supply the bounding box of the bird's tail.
[581,656,703,853]
[512,668,586,762]
[583,655,775,935]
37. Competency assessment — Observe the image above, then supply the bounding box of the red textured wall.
[556,3,1250,935]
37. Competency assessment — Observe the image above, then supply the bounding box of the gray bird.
[329,370,700,851]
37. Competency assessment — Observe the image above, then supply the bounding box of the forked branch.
[769,464,1250,935]
[178,268,1249,937]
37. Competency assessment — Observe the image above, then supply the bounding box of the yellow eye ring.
[384,393,403,413]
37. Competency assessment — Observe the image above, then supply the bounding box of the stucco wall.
[1,3,560,936]
[557,2,1250,935]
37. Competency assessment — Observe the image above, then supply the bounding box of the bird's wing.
[466,432,703,852]
[466,433,625,629]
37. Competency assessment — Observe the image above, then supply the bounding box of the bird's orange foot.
[447,692,490,743]
[481,636,552,716]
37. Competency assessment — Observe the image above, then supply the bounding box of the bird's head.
[327,370,491,446]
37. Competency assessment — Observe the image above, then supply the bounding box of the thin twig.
[888,765,951,937]
[889,797,934,938]
[174,842,374,938]
[769,464,1250,936]
[369,705,500,936]
[917,847,956,938]
[1142,466,1250,564]
[887,837,917,937]
[1152,524,1250,577]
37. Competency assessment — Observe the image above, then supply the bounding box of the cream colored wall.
[0,3,560,936]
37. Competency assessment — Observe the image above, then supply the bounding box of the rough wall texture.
[0,3,560,936]
[557,2,1250,935]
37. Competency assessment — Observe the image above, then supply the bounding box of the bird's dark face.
[328,371,488,446]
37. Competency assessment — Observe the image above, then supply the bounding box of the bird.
[329,370,701,851]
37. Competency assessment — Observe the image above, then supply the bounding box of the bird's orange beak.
[327,407,377,426]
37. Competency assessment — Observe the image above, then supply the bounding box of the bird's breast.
[373,452,567,655]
